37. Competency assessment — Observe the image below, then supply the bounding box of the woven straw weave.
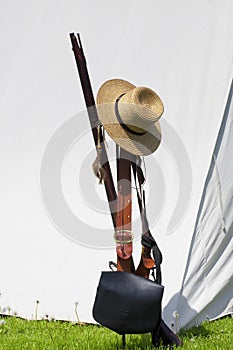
[97,79,164,156]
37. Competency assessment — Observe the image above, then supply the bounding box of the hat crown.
[118,87,164,133]
[96,78,163,156]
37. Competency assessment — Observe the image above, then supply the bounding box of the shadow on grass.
[179,322,212,339]
[125,333,152,348]
[114,333,177,350]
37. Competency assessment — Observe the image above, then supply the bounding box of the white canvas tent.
[0,0,233,330]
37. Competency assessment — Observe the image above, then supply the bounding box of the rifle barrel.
[70,33,117,226]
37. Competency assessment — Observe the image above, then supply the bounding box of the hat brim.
[97,79,161,156]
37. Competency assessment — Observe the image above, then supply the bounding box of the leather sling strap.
[115,146,135,273]
[131,157,162,284]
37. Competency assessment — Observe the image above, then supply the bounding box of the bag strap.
[131,157,162,284]
[132,158,182,347]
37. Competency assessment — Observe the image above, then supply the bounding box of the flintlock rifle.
[69,33,182,348]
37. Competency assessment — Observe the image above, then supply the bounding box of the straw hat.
[96,79,164,156]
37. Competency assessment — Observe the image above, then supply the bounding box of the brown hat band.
[115,94,147,136]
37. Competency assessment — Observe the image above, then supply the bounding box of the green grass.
[0,316,232,349]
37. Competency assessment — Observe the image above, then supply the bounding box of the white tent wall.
[163,80,233,330]
[0,0,233,329]
[168,80,233,329]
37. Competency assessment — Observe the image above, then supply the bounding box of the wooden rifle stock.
[69,33,117,226]
[116,148,135,272]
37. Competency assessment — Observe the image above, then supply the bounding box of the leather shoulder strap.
[131,157,162,284]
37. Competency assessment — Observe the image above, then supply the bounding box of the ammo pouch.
[93,271,164,335]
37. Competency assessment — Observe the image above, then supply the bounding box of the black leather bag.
[93,271,164,335]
